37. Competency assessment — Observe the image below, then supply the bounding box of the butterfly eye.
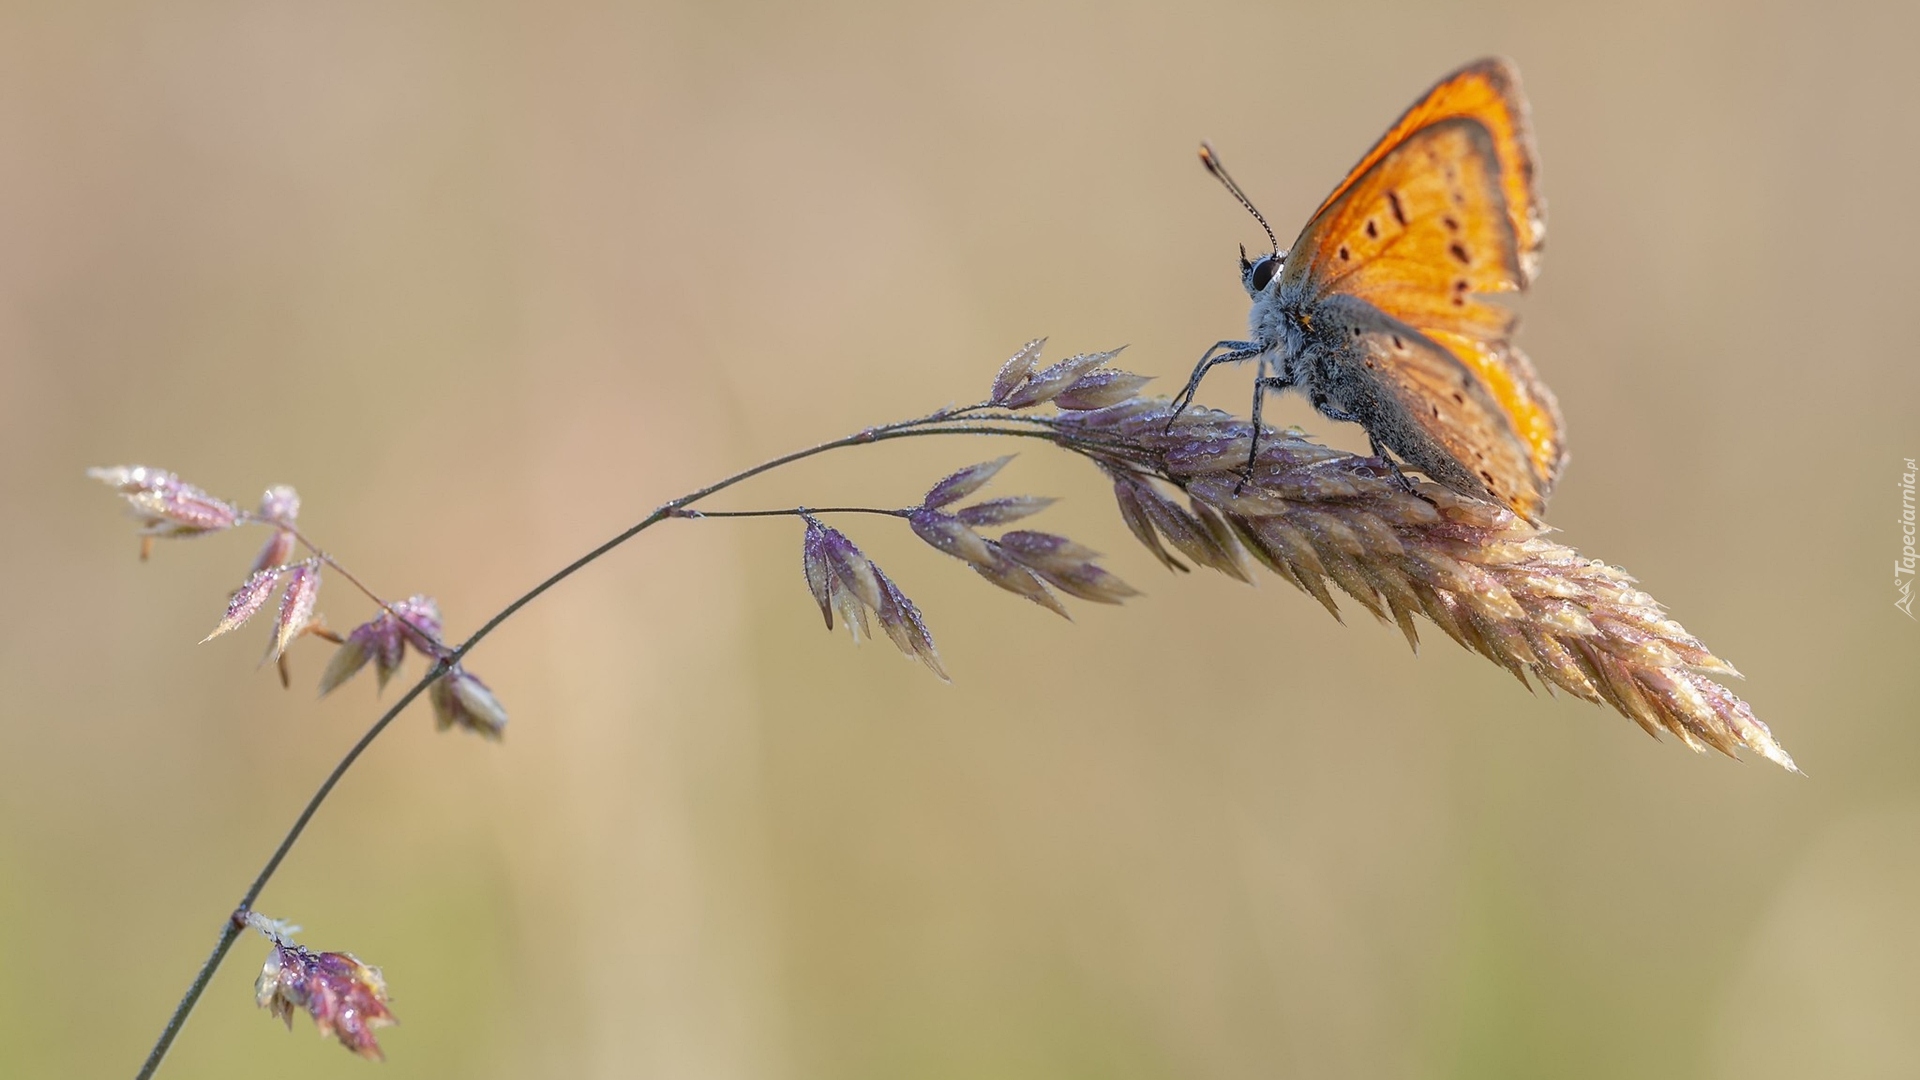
[1249,255,1279,292]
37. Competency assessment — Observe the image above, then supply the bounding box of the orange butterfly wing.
[1307,57,1544,283]
[1279,58,1564,519]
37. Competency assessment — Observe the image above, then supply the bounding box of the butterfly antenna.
[1198,142,1278,255]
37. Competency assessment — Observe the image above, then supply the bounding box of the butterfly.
[1172,57,1566,523]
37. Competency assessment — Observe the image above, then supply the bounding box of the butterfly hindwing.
[1309,294,1549,521]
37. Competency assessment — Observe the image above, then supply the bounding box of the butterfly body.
[1183,58,1567,523]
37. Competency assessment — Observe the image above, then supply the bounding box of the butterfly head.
[1240,247,1286,297]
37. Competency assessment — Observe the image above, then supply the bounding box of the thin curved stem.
[133,415,1073,1080]
[284,528,385,610]
[676,507,910,520]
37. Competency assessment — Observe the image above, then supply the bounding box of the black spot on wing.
[1448,242,1470,265]
[1387,190,1407,227]
[1365,219,1378,239]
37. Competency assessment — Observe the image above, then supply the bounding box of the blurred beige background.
[3,1,1917,1077]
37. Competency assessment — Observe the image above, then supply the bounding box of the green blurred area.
[2,1,1917,1077]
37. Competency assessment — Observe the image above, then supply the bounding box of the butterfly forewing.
[1287,118,1525,316]
[1306,57,1544,283]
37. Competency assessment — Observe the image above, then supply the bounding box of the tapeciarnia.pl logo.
[1899,457,1917,619]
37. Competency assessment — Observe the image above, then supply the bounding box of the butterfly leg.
[1358,429,1435,506]
[1368,434,1422,494]
[1168,340,1264,430]
[1235,361,1295,492]
[1311,396,1433,505]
